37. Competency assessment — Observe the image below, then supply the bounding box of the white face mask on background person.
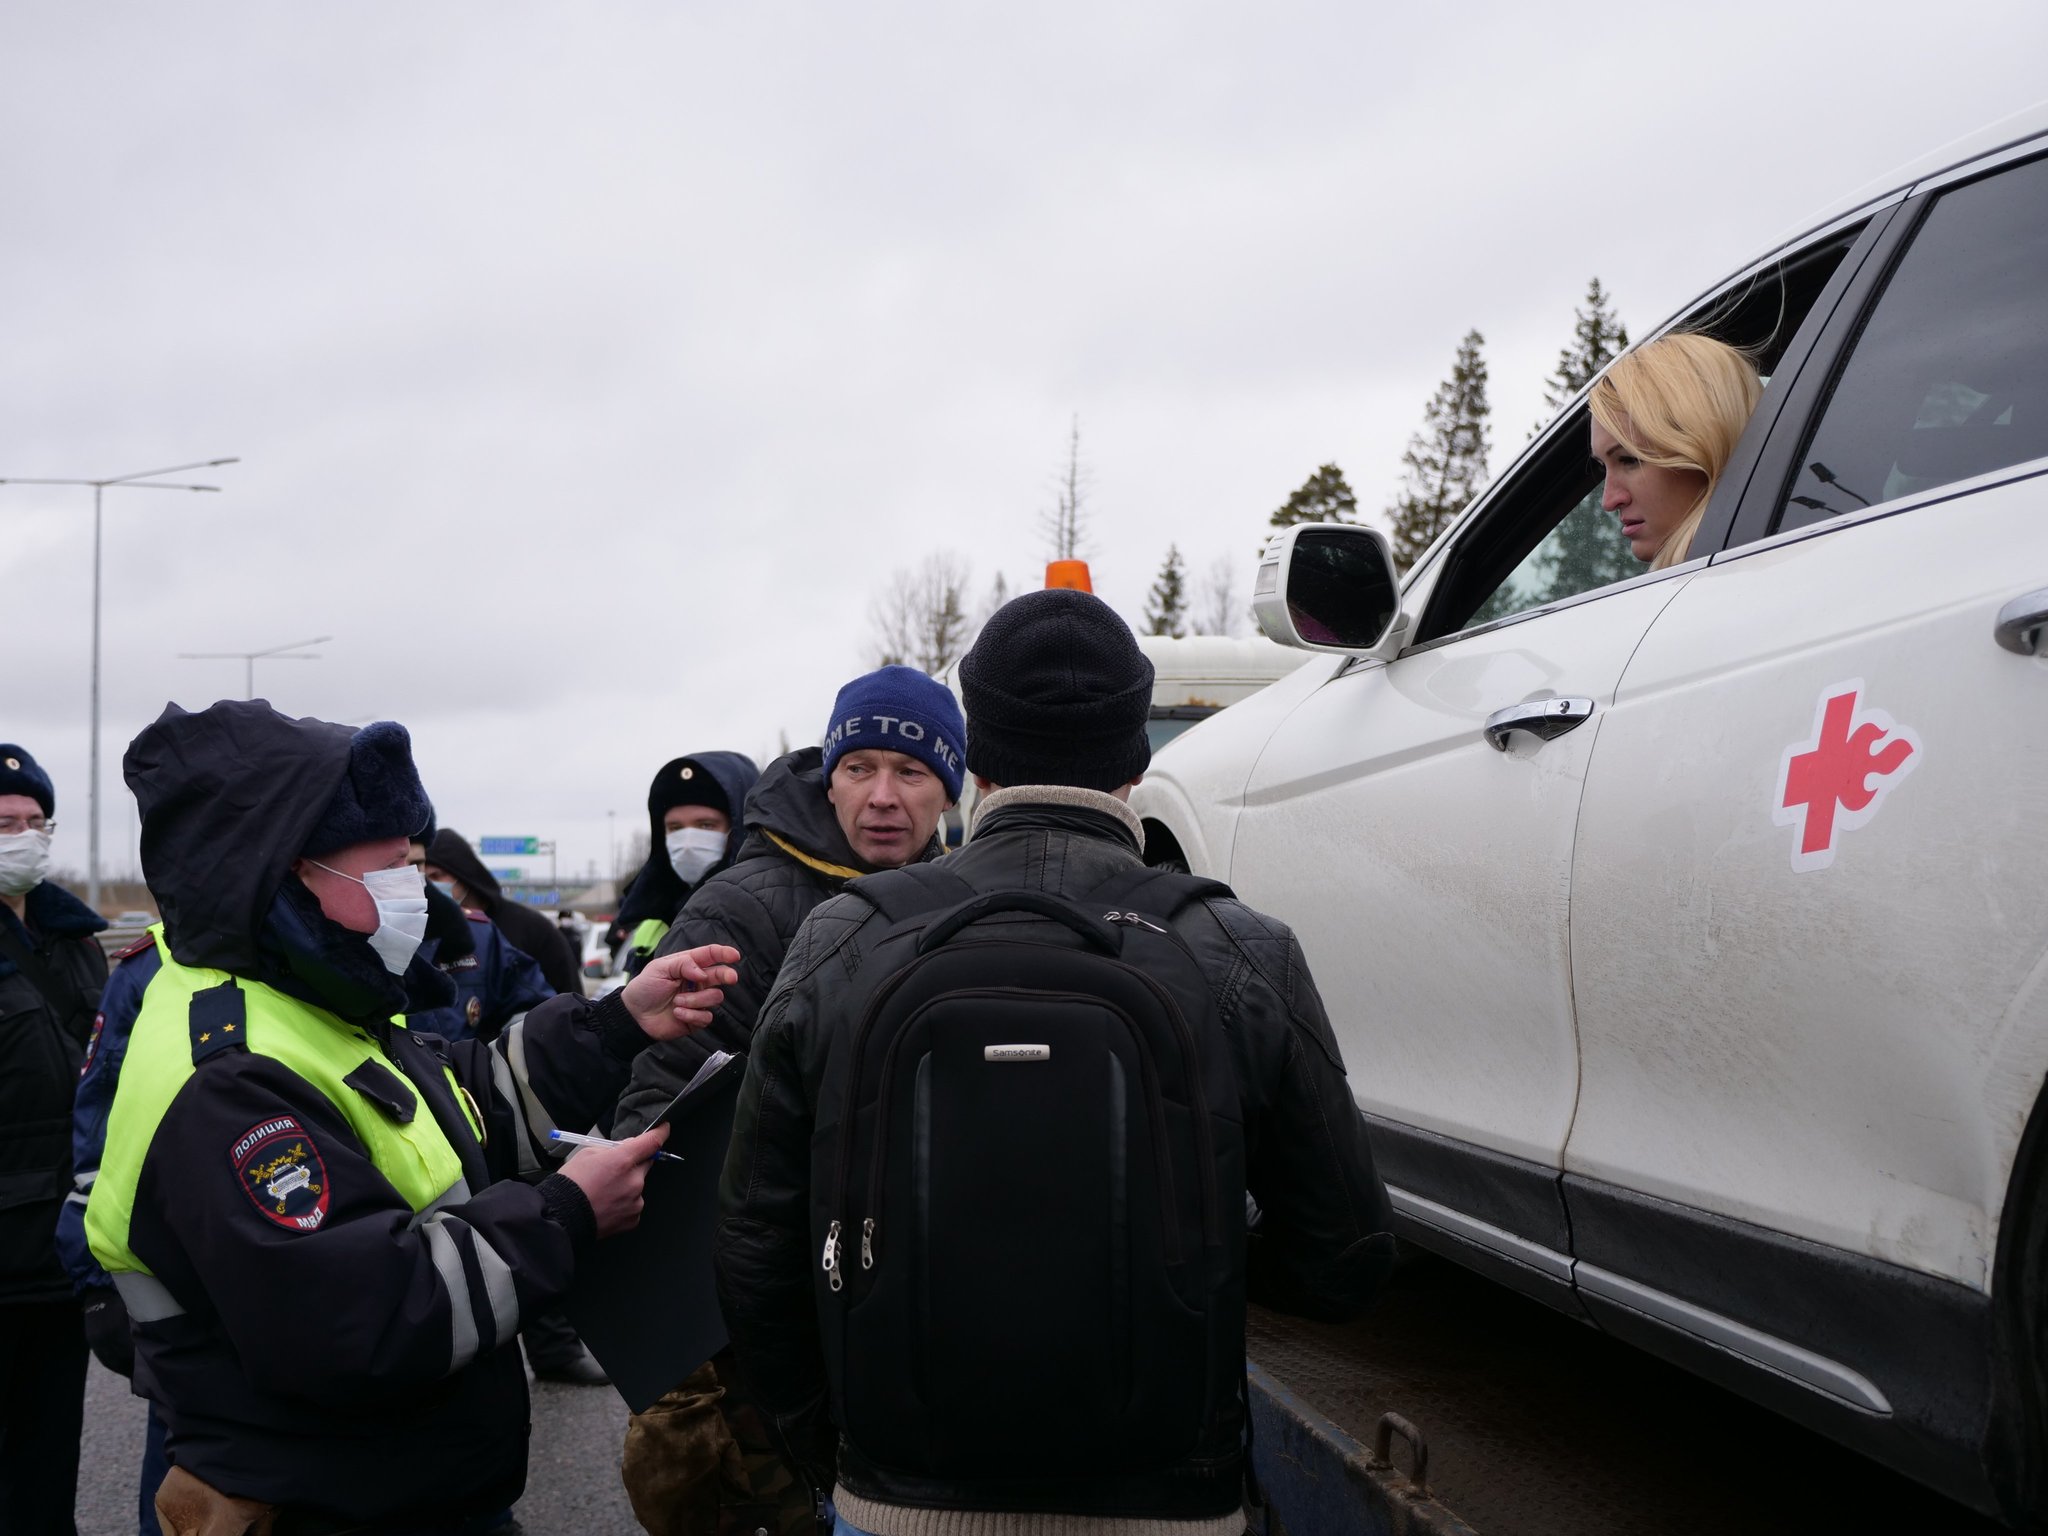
[0,828,53,897]
[308,859,432,974]
[666,827,727,887]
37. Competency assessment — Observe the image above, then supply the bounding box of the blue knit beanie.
[0,745,55,818]
[820,666,967,801]
[302,721,433,857]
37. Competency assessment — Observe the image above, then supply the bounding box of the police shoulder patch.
[80,1013,107,1079]
[231,1115,331,1233]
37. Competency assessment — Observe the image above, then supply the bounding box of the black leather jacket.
[714,787,1395,1519]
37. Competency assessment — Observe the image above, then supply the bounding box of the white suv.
[1135,108,2048,1525]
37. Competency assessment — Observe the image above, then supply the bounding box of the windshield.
[1147,709,1219,751]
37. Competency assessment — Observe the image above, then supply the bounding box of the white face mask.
[309,860,431,974]
[666,826,727,887]
[0,828,52,897]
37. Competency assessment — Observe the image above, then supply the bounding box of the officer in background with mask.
[87,701,741,1534]
[609,752,761,977]
[405,817,552,1043]
[0,743,106,1535]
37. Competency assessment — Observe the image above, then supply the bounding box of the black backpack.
[812,862,1249,1480]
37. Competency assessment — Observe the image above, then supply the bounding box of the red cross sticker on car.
[1772,680,1920,873]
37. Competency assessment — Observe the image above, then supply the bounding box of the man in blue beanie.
[518,665,962,1536]
[86,700,744,1534]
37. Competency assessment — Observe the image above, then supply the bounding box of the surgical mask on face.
[0,829,52,897]
[308,859,431,974]
[666,827,726,887]
[429,879,457,902]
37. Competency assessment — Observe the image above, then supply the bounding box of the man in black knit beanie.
[717,590,1395,1536]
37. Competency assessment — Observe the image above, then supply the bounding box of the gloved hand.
[81,1284,134,1376]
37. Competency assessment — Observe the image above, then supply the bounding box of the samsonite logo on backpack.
[815,868,1247,1480]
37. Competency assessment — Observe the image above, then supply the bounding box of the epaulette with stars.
[190,978,249,1064]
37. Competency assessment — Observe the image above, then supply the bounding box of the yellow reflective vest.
[87,925,477,1279]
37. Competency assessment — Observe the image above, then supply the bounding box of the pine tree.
[1268,463,1359,532]
[1542,277,1628,416]
[1387,330,1491,574]
[1528,279,1635,600]
[1144,545,1189,637]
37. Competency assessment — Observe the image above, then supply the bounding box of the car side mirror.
[1252,524,1404,655]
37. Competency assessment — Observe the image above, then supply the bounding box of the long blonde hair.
[1589,333,1762,569]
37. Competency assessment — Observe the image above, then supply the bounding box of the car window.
[1147,709,1217,751]
[1467,478,1637,628]
[1779,153,2048,530]
[1420,229,1860,646]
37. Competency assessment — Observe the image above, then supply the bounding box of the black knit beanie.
[959,589,1154,792]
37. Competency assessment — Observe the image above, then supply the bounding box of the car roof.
[1749,98,2048,270]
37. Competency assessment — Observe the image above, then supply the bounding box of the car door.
[1227,417,1700,1286]
[1562,149,2048,1461]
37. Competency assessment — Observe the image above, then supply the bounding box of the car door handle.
[1994,588,2048,655]
[1484,696,1595,751]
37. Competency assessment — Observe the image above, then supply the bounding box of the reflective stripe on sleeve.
[406,1178,474,1228]
[422,1218,482,1374]
[500,1018,565,1158]
[468,1222,522,1346]
[112,1272,187,1322]
[486,1045,545,1174]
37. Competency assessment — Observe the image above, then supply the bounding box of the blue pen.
[549,1129,685,1164]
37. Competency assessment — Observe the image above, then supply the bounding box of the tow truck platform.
[1245,1252,2009,1535]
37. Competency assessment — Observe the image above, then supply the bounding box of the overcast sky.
[4,3,2043,892]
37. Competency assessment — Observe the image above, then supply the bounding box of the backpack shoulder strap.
[846,862,978,925]
[1088,862,1233,920]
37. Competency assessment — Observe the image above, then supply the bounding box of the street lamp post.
[176,636,330,701]
[0,458,239,910]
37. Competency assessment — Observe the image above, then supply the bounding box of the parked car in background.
[1133,106,2048,1526]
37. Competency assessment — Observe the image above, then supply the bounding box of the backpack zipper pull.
[822,1220,843,1292]
[1105,909,1169,935]
[861,1217,875,1269]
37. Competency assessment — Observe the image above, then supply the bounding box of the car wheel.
[1992,1089,2048,1528]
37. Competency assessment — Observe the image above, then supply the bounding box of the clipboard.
[564,1050,747,1411]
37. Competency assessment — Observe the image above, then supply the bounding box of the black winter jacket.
[582,747,936,1138]
[114,701,661,1526]
[713,787,1396,1523]
[0,879,107,1305]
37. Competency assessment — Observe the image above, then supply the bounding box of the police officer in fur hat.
[86,701,743,1534]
